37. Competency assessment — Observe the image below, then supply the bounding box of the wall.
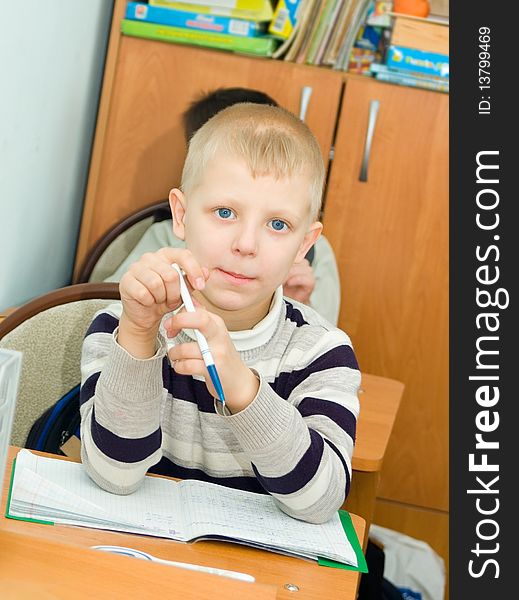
[0,0,113,311]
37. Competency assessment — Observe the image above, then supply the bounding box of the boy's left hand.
[282,259,315,305]
[165,308,259,413]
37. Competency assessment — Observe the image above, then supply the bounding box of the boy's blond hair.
[181,103,325,221]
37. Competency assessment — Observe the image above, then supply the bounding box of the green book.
[121,18,278,57]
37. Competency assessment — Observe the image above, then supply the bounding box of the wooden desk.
[1,447,366,600]
[344,373,404,535]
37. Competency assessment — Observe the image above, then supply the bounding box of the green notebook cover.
[6,456,367,571]
[121,18,278,57]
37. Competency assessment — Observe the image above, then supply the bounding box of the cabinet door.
[74,38,343,274]
[323,78,448,511]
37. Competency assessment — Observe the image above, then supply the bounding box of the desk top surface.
[353,372,403,471]
[1,447,365,600]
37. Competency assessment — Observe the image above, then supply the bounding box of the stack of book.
[273,0,376,68]
[346,2,392,74]
[370,14,449,92]
[121,0,279,57]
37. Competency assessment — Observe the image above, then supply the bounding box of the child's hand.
[118,248,207,358]
[165,307,259,413]
[282,259,315,305]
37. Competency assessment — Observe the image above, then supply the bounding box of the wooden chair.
[0,283,120,446]
[74,200,171,284]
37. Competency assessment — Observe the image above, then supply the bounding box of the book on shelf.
[321,0,354,66]
[390,14,449,55]
[386,44,449,78]
[312,0,345,64]
[305,0,343,65]
[349,46,379,74]
[150,0,274,21]
[294,0,326,63]
[333,0,371,70]
[282,0,317,61]
[268,0,304,39]
[366,0,392,27]
[121,18,279,57]
[370,62,449,92]
[7,449,367,571]
[126,1,267,38]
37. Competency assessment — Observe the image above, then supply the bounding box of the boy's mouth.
[216,268,256,285]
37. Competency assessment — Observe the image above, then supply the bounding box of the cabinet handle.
[359,99,380,182]
[299,86,313,122]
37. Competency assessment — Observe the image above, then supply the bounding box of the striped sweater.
[79,287,360,524]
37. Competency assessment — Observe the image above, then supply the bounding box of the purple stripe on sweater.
[148,456,266,494]
[284,301,309,327]
[91,407,162,463]
[270,345,359,400]
[324,438,351,497]
[251,429,324,495]
[80,372,100,407]
[85,313,118,337]
[298,397,357,441]
[162,367,217,413]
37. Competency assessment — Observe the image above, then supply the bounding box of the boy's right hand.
[118,248,207,358]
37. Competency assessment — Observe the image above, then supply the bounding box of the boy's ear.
[169,188,187,240]
[295,221,323,263]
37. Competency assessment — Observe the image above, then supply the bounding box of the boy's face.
[170,155,322,330]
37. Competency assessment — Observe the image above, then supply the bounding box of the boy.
[106,87,341,326]
[80,103,360,524]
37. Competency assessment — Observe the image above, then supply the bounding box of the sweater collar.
[172,286,284,353]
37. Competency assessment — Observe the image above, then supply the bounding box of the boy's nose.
[231,226,258,257]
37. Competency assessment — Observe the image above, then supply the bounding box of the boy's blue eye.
[216,207,235,219]
[269,219,288,232]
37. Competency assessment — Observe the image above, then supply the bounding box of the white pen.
[91,546,255,583]
[171,263,226,407]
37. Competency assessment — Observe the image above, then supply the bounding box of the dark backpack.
[25,384,81,455]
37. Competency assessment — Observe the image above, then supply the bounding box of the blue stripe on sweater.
[271,345,359,400]
[251,429,324,495]
[148,456,266,494]
[91,407,162,463]
[80,372,100,407]
[324,438,351,497]
[284,300,309,327]
[85,313,118,337]
[297,396,357,441]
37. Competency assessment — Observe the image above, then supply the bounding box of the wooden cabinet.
[74,4,448,578]
[322,76,448,565]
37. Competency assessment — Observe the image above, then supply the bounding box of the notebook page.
[177,479,358,566]
[11,466,111,520]
[12,450,187,539]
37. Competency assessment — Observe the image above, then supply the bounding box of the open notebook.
[0,349,22,499]
[7,449,367,570]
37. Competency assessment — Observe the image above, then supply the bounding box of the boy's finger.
[122,278,156,307]
[159,248,206,291]
[168,342,201,362]
[171,357,207,378]
[169,309,219,339]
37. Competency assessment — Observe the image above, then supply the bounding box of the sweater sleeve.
[79,304,167,494]
[219,327,360,524]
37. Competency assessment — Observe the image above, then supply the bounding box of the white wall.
[0,0,113,311]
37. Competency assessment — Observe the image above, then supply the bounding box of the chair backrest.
[0,283,120,447]
[74,200,171,284]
